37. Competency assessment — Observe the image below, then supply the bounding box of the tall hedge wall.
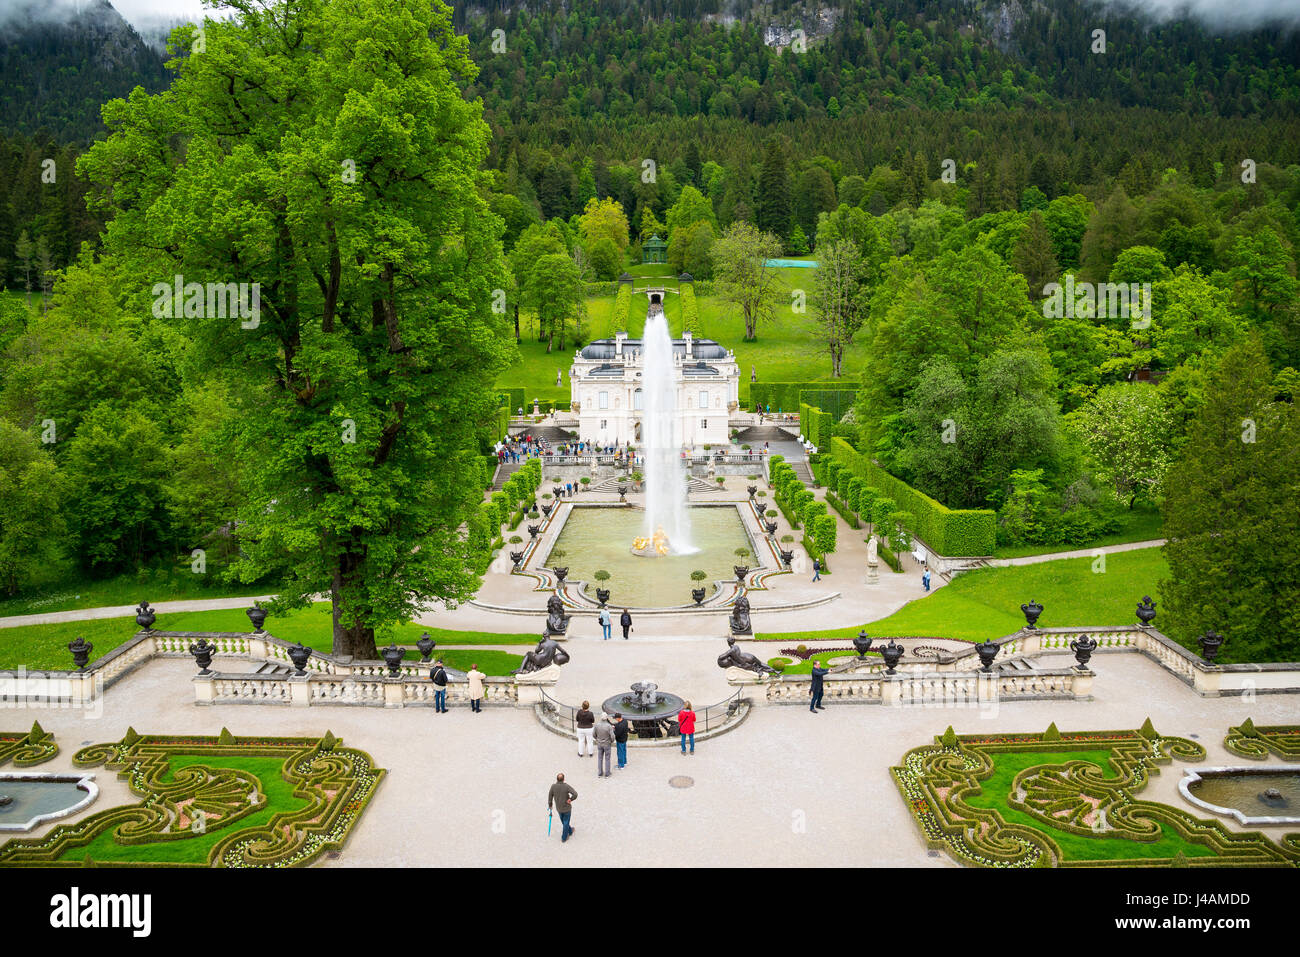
[500,388,526,415]
[612,283,633,336]
[829,437,995,556]
[749,381,858,412]
[680,283,701,335]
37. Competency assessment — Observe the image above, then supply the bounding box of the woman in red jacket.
[677,700,696,755]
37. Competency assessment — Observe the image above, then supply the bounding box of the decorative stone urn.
[595,588,611,606]
[416,632,437,662]
[527,524,540,539]
[553,567,568,583]
[779,549,794,566]
[246,604,268,633]
[974,640,1000,672]
[541,504,553,518]
[552,486,564,499]
[68,636,93,671]
[765,520,778,535]
[189,638,216,674]
[691,588,707,606]
[135,600,156,631]
[1020,599,1044,629]
[852,630,873,658]
[617,487,627,502]
[1198,631,1225,663]
[381,644,405,677]
[1136,596,1157,626]
[733,565,750,582]
[509,550,525,567]
[880,640,904,674]
[287,643,311,676]
[747,485,758,500]
[1070,633,1097,670]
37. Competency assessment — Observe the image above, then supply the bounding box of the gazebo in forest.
[642,234,667,264]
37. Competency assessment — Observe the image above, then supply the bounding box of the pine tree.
[1160,337,1300,663]
[1012,211,1059,298]
[756,139,792,244]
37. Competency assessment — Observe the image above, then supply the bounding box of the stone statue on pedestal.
[546,594,570,636]
[717,636,778,675]
[729,594,752,635]
[513,635,571,674]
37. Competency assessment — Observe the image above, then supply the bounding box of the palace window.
[634,388,644,410]
[599,391,609,409]
[700,390,709,409]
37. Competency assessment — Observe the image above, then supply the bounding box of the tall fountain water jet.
[639,305,694,554]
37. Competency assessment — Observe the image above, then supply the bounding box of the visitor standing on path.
[594,714,615,777]
[812,558,821,582]
[598,606,612,640]
[677,701,696,755]
[429,659,448,713]
[613,712,630,769]
[576,701,596,756]
[467,663,486,713]
[548,773,577,843]
[620,608,632,640]
[922,568,931,592]
[810,661,828,712]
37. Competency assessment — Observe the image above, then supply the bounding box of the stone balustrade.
[742,665,1093,706]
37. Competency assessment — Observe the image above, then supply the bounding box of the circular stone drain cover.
[669,776,694,789]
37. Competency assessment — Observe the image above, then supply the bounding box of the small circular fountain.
[602,681,685,722]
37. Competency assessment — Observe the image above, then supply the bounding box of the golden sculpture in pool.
[632,526,672,556]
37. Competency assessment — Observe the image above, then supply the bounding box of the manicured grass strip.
[0,603,536,671]
[962,750,1216,862]
[404,650,522,676]
[756,548,1169,643]
[990,507,1163,559]
[0,573,273,619]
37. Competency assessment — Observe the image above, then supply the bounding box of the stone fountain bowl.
[1179,765,1300,826]
[0,773,99,832]
[601,690,686,720]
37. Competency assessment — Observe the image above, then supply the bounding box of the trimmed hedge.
[829,437,995,556]
[680,282,701,335]
[750,382,859,413]
[499,388,526,415]
[612,283,633,337]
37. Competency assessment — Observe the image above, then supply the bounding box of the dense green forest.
[0,0,1295,657]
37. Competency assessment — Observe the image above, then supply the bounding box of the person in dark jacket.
[810,661,829,712]
[429,659,448,713]
[620,608,633,640]
[612,712,630,769]
[548,772,577,843]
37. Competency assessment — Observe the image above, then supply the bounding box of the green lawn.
[0,571,275,619]
[756,548,1169,642]
[962,749,1217,862]
[496,262,854,406]
[0,603,537,671]
[990,507,1164,560]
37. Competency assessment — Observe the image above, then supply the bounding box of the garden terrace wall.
[829,437,995,556]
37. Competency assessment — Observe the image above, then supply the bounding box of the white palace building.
[569,330,740,448]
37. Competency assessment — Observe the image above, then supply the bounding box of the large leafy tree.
[0,421,66,595]
[78,0,512,658]
[1068,384,1173,508]
[1161,338,1300,662]
[711,221,782,341]
[810,239,866,378]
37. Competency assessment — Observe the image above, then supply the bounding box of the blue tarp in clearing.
[764,259,818,268]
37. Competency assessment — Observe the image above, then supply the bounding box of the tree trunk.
[330,554,378,660]
[546,323,553,354]
[514,303,520,343]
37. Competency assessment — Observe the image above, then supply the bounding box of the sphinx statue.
[729,594,753,635]
[513,635,572,675]
[545,594,570,636]
[717,636,778,675]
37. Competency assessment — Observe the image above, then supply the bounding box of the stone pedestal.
[289,674,311,708]
[514,664,561,705]
[383,676,405,709]
[1072,669,1094,699]
[866,561,880,585]
[193,673,214,705]
[880,674,902,705]
[1192,665,1222,696]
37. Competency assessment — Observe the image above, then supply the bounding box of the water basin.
[0,773,98,831]
[1179,765,1300,825]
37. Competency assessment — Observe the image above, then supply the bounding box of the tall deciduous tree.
[810,239,866,378]
[712,221,782,341]
[1068,384,1173,507]
[79,0,512,658]
[1011,210,1059,299]
[1161,338,1300,662]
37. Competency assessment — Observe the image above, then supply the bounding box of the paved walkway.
[0,595,280,631]
[987,540,1165,567]
[9,646,1292,867]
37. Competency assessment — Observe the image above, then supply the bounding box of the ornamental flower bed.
[891,721,1300,869]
